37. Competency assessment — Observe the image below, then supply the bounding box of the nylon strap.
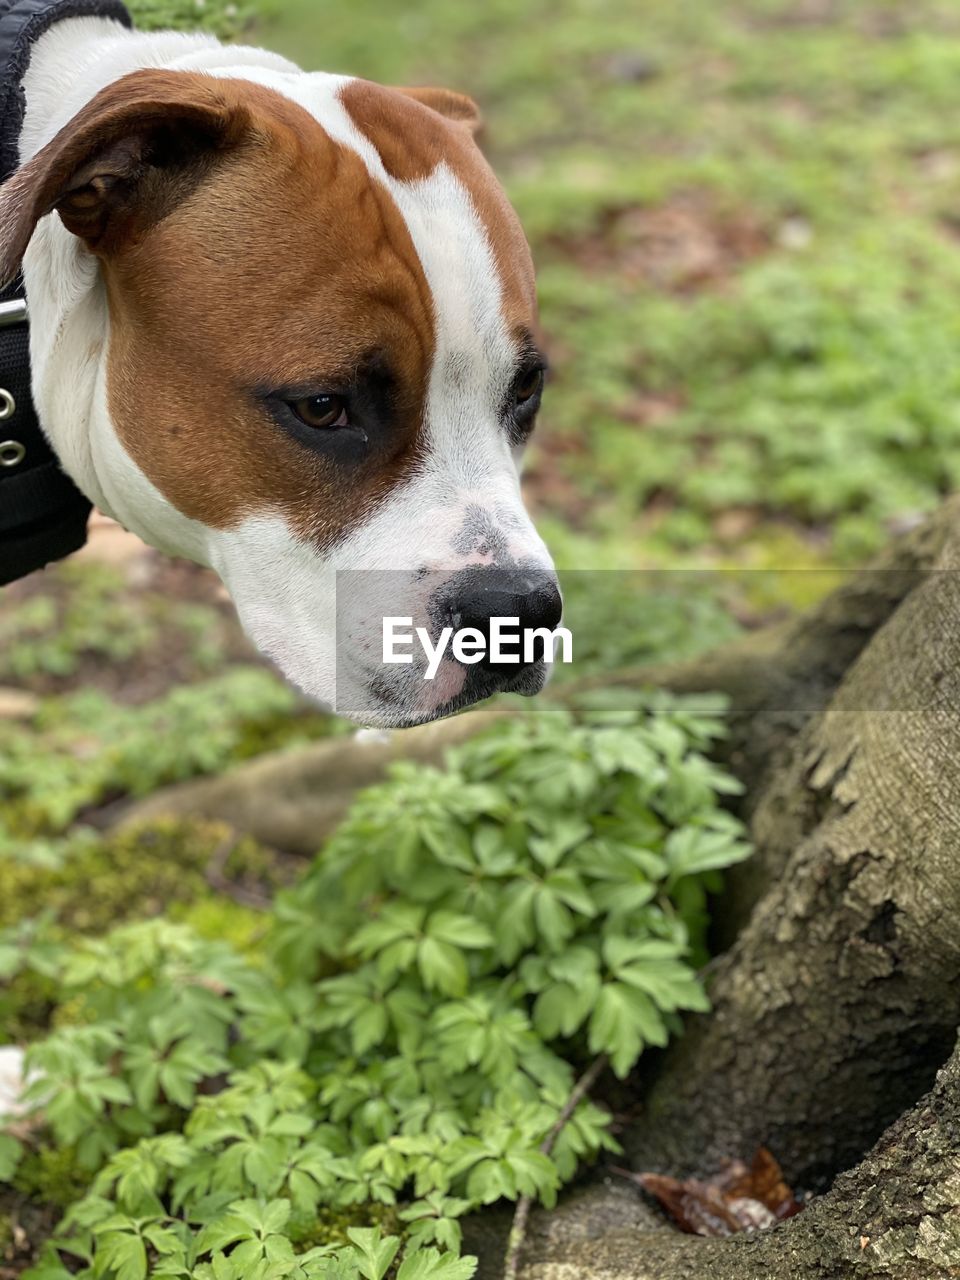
[0,0,132,586]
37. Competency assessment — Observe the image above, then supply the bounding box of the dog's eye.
[289,394,349,429]
[515,367,544,405]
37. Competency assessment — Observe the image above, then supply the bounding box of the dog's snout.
[454,573,562,639]
[441,567,563,684]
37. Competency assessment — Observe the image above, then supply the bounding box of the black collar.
[0,0,132,587]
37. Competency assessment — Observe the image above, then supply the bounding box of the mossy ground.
[0,819,283,1042]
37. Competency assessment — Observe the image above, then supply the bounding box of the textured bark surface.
[510,1031,960,1280]
[625,514,960,1190]
[496,502,960,1278]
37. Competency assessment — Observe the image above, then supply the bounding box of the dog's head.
[0,68,560,725]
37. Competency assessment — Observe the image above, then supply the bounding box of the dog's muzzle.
[430,563,563,693]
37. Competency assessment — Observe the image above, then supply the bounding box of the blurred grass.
[128,0,251,38]
[117,0,960,570]
[252,0,960,567]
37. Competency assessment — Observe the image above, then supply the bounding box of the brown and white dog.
[0,17,561,726]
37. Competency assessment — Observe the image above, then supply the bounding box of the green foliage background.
[5,0,960,1274]
[133,0,960,570]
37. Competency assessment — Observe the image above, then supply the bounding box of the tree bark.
[512,1028,960,1279]
[624,511,960,1191]
[497,502,960,1278]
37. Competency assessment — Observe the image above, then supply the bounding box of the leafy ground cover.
[2,694,750,1277]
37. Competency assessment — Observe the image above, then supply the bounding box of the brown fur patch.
[81,74,436,543]
[342,79,539,335]
[0,71,253,286]
[4,69,538,549]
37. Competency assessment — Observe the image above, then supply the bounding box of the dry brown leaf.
[622,1147,804,1238]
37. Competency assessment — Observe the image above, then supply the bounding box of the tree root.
[111,707,505,855]
[515,1030,960,1279]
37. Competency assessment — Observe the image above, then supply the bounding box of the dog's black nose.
[441,567,563,681]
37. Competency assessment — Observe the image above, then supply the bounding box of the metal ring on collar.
[0,299,28,329]
[0,439,26,467]
[0,387,15,420]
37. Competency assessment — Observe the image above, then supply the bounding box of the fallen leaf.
[619,1147,804,1237]
[723,1147,804,1221]
[635,1172,744,1237]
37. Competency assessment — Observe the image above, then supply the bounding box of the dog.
[0,14,561,726]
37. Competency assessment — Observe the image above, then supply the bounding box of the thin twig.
[502,1053,609,1280]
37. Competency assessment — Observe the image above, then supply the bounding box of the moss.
[12,1146,92,1210]
[232,709,342,761]
[0,970,59,1044]
[0,819,287,935]
[287,1203,402,1250]
[170,895,266,952]
[0,819,289,1037]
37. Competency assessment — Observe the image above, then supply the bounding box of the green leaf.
[528,819,591,869]
[417,939,468,997]
[396,1248,477,1280]
[532,976,598,1039]
[196,1214,253,1255]
[533,890,574,953]
[0,1134,23,1181]
[589,983,669,1077]
[426,913,493,951]
[345,1227,400,1280]
[664,826,752,881]
[94,1230,147,1280]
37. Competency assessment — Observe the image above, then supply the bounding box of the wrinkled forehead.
[108,72,539,384]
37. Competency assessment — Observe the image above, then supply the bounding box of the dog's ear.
[0,69,252,288]
[392,86,483,137]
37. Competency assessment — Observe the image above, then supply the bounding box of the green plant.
[4,693,750,1278]
[0,821,278,1042]
[0,563,229,688]
[0,669,334,848]
[128,0,252,39]
[555,572,741,678]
